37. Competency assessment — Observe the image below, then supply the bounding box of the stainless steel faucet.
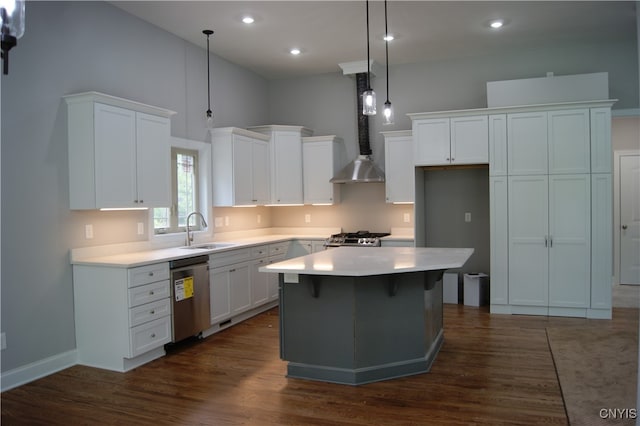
[185,211,208,246]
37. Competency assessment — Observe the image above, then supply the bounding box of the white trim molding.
[613,149,640,286]
[612,108,640,117]
[1,350,77,392]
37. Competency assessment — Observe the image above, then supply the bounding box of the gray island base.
[260,247,474,385]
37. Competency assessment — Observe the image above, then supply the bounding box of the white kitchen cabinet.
[209,248,252,324]
[410,114,488,166]
[250,245,270,307]
[489,177,508,308]
[249,125,313,205]
[212,127,271,206]
[590,173,613,315]
[508,174,591,315]
[590,107,613,173]
[382,130,414,203]
[73,262,172,372]
[64,92,174,210]
[507,109,590,176]
[488,114,507,176]
[302,136,344,204]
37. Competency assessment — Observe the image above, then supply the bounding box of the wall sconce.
[1,0,25,75]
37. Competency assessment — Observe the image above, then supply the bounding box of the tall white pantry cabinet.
[489,100,615,319]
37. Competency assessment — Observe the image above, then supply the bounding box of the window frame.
[150,136,211,245]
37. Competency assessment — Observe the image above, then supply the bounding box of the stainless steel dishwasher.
[169,255,210,343]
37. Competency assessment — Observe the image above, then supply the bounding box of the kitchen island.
[259,246,473,385]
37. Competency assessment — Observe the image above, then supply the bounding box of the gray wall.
[0,1,269,372]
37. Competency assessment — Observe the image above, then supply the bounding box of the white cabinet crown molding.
[247,125,313,137]
[210,127,270,141]
[407,99,618,121]
[63,91,176,118]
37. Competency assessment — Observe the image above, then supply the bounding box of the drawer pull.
[150,310,155,315]
[229,268,236,272]
[150,333,156,338]
[149,291,155,295]
[148,272,154,276]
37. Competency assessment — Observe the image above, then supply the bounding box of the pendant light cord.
[366,0,371,90]
[203,30,214,119]
[384,0,389,103]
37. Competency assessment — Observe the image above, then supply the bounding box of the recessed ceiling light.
[242,16,255,24]
[383,33,394,42]
[490,20,504,29]
[290,48,301,56]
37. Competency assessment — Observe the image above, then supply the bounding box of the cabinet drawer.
[129,298,171,328]
[129,316,171,358]
[209,248,251,268]
[128,280,170,308]
[269,242,289,256]
[251,245,269,259]
[128,263,170,288]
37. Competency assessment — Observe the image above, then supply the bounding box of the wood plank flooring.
[2,305,638,425]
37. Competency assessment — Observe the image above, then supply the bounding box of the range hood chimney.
[331,62,385,184]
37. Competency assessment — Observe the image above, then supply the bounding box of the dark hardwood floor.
[2,305,638,425]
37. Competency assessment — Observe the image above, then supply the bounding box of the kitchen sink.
[182,243,236,250]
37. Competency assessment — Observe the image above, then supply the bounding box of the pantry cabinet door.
[507,112,548,175]
[508,175,549,306]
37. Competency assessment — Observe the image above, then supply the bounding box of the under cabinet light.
[99,207,149,211]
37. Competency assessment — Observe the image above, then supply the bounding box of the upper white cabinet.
[211,127,271,206]
[409,112,488,166]
[248,125,313,205]
[382,130,414,204]
[488,115,507,176]
[302,136,344,205]
[507,109,591,175]
[64,92,175,210]
[590,107,612,173]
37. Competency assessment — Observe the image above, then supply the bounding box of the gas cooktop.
[325,231,391,247]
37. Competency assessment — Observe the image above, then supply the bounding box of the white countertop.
[71,232,415,268]
[259,247,473,277]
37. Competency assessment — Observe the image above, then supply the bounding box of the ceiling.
[111,1,637,80]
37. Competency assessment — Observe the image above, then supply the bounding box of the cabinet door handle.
[544,236,548,247]
[150,310,155,315]
[150,333,156,339]
[229,268,236,272]
[148,272,154,276]
[622,225,628,230]
[149,290,155,295]
[549,236,553,248]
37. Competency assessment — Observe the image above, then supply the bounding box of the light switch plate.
[403,213,410,223]
[465,212,471,223]
[137,222,144,235]
[304,214,311,223]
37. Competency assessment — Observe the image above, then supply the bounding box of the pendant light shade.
[1,0,25,75]
[382,0,394,125]
[362,1,376,116]
[203,29,214,128]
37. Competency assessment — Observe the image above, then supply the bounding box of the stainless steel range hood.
[331,63,385,184]
[330,155,385,183]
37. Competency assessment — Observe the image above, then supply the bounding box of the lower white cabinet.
[209,248,251,324]
[210,242,289,327]
[73,262,171,372]
[507,174,591,315]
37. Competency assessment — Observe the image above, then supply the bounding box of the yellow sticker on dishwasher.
[174,276,194,301]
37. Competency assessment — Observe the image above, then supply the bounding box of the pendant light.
[362,1,376,116]
[1,0,25,75]
[382,0,394,125]
[203,29,214,128]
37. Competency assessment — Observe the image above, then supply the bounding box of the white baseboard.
[1,350,77,392]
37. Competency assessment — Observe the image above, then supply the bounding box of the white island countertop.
[259,247,473,277]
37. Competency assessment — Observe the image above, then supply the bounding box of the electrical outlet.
[403,213,410,223]
[1,332,6,350]
[137,222,144,235]
[85,224,93,239]
[304,214,311,223]
[465,212,472,223]
[215,217,223,227]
